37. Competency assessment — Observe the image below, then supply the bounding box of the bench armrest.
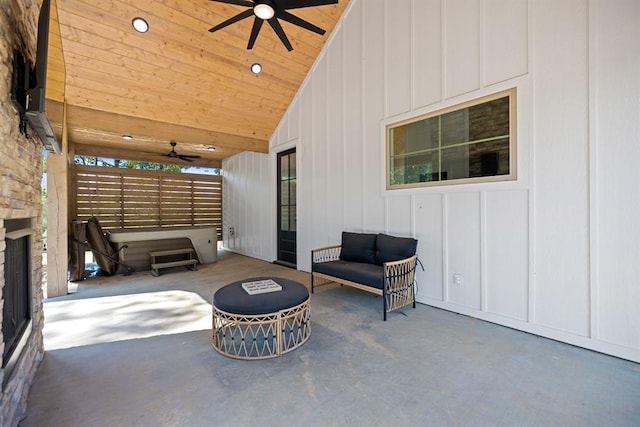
[382,255,418,319]
[384,255,418,289]
[311,245,341,264]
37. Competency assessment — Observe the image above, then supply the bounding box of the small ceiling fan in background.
[208,0,339,51]
[166,141,201,162]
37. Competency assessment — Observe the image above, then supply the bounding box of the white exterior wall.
[222,151,275,262]
[222,0,640,362]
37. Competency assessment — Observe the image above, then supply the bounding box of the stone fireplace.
[1,1,47,426]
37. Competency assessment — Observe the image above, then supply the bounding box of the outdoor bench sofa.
[311,232,419,320]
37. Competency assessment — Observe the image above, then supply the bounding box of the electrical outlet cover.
[453,273,463,286]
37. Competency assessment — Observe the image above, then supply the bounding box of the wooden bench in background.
[149,248,198,277]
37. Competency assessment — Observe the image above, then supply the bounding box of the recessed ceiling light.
[132,17,149,33]
[208,146,216,151]
[122,134,133,140]
[254,3,275,20]
[250,63,262,74]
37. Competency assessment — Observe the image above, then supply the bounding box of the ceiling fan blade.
[279,0,338,10]
[209,0,255,7]
[209,9,254,33]
[166,142,201,162]
[247,17,264,49]
[267,18,293,51]
[277,10,326,35]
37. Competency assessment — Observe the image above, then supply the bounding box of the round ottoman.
[212,277,311,359]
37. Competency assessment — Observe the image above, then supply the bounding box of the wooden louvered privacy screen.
[73,165,222,240]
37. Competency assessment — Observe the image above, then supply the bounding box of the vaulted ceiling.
[46,0,349,167]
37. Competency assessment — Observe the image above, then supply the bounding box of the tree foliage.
[41,184,47,249]
[74,156,188,172]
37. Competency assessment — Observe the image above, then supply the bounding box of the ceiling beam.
[63,104,269,153]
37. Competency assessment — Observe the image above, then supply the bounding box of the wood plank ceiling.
[46,0,349,168]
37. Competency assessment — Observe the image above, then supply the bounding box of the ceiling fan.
[166,141,201,162]
[208,0,339,51]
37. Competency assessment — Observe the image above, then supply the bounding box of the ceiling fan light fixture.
[254,3,275,20]
[122,134,133,140]
[250,63,262,74]
[132,17,149,33]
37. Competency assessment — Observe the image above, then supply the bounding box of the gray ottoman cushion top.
[213,277,309,315]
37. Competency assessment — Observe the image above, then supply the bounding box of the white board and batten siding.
[222,0,640,363]
[222,151,275,261]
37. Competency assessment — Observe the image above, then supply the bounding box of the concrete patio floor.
[20,250,640,426]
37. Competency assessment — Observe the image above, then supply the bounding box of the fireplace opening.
[2,219,32,371]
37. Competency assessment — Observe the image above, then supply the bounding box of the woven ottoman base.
[212,277,311,360]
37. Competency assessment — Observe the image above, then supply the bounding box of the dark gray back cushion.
[375,233,418,265]
[340,232,377,264]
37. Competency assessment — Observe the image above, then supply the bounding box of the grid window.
[387,89,516,189]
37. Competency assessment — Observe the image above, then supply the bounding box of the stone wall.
[0,0,46,426]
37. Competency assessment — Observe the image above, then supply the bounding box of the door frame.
[275,147,297,268]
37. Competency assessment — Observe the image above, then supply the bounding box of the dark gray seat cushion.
[313,260,384,289]
[213,277,309,315]
[375,233,418,265]
[339,231,377,264]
